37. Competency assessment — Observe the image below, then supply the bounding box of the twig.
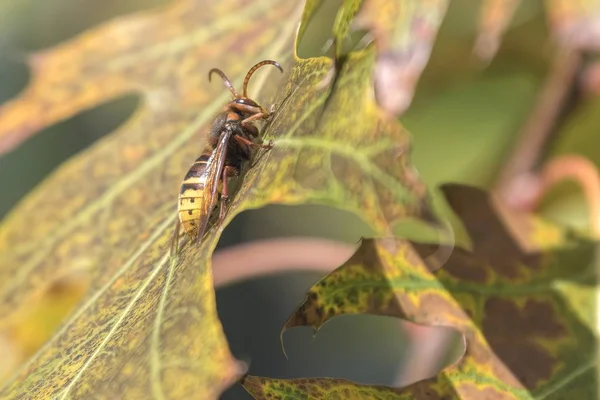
[495,47,583,207]
[535,155,600,237]
[212,238,357,288]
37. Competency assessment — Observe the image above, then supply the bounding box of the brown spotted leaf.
[0,0,439,398]
[243,184,597,399]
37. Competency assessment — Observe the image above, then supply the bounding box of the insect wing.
[195,129,232,243]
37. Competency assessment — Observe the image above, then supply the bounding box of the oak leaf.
[0,0,444,398]
[243,185,598,399]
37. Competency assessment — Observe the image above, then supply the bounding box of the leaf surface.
[0,0,442,398]
[243,184,598,399]
[0,0,301,397]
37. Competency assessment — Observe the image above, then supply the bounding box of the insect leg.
[234,134,274,150]
[219,166,238,222]
[240,112,270,128]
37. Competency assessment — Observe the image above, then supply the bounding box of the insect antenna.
[243,60,283,97]
[208,68,239,97]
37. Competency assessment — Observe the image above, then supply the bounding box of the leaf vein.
[5,215,176,388]
[150,254,177,400]
[58,253,170,399]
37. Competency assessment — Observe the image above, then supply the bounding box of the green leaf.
[243,185,598,399]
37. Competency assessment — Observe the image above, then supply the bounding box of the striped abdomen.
[178,153,216,237]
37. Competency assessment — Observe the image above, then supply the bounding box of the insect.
[170,60,283,255]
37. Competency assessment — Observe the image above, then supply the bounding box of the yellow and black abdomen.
[178,154,211,236]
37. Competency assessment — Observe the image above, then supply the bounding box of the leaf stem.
[538,155,600,237]
[495,47,582,207]
[212,238,357,288]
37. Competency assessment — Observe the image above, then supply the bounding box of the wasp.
[170,60,283,255]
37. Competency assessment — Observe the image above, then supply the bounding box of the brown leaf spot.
[442,185,543,278]
[444,257,489,283]
[415,245,489,283]
[483,297,567,389]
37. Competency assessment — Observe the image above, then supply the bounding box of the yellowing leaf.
[0,0,301,397]
[243,376,403,399]
[243,185,598,399]
[0,0,444,398]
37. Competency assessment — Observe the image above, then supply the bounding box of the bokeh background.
[0,0,595,398]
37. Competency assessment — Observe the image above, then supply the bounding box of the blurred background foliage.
[0,0,595,398]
